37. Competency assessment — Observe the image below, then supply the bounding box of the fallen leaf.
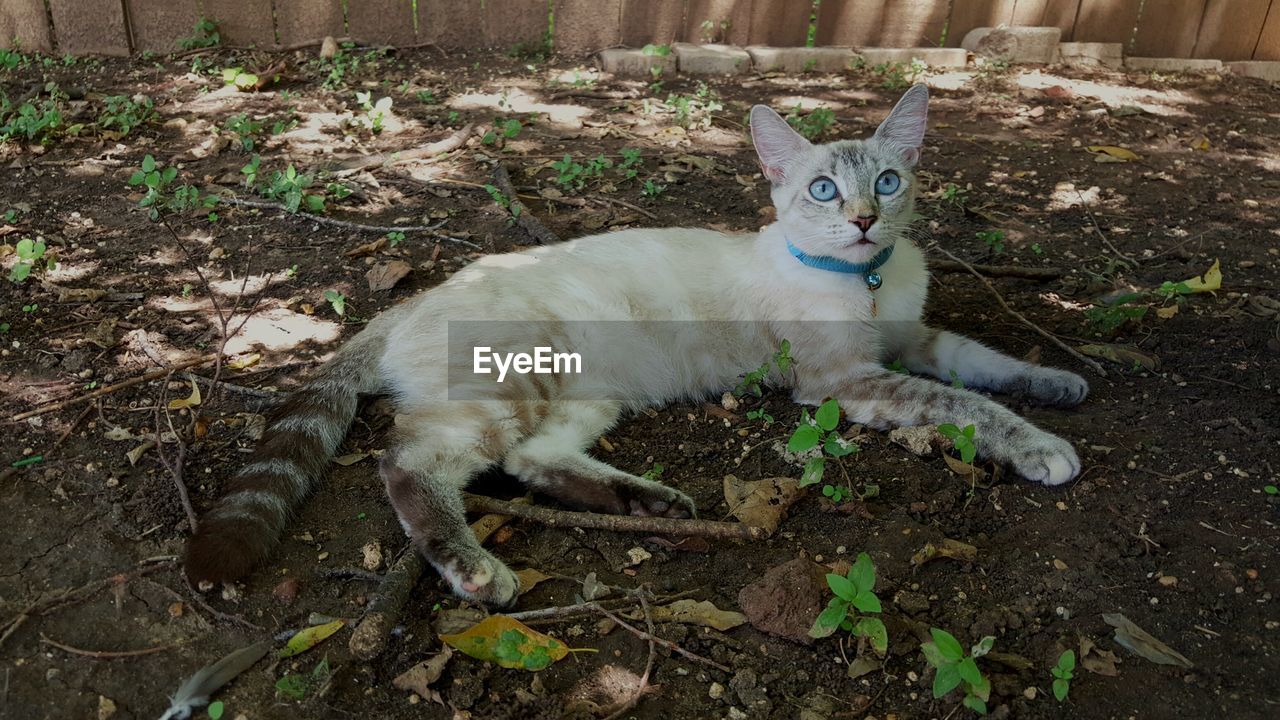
[104,426,137,441]
[332,452,369,466]
[942,453,989,481]
[722,474,801,535]
[1077,344,1160,371]
[1155,305,1179,319]
[1180,258,1221,293]
[84,317,118,349]
[343,237,387,257]
[227,353,261,370]
[440,615,576,671]
[911,538,978,567]
[393,647,453,696]
[1086,145,1140,162]
[1079,636,1120,676]
[126,440,155,465]
[280,619,345,658]
[582,571,610,601]
[366,260,412,292]
[515,568,552,596]
[1191,137,1210,151]
[847,656,882,679]
[54,286,107,303]
[648,599,746,631]
[1042,85,1074,100]
[1102,613,1192,668]
[272,578,301,605]
[167,379,202,410]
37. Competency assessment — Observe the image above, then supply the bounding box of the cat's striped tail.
[184,328,386,586]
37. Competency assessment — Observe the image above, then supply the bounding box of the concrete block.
[1227,61,1280,82]
[1125,57,1223,73]
[1055,42,1123,70]
[962,26,1061,64]
[858,47,967,68]
[674,43,751,75]
[598,48,677,76]
[746,46,857,73]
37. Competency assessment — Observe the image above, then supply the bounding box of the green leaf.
[814,398,840,431]
[937,423,960,438]
[852,617,888,655]
[1057,649,1075,672]
[128,170,145,185]
[788,425,820,453]
[440,615,573,671]
[958,656,983,686]
[971,635,996,658]
[825,434,858,457]
[280,619,344,658]
[849,552,876,594]
[809,598,848,638]
[1053,678,1070,702]
[920,641,948,668]
[826,573,856,601]
[142,154,156,172]
[930,628,964,661]
[971,675,991,702]
[932,662,962,698]
[207,701,225,720]
[962,424,976,440]
[850,590,881,614]
[800,455,825,486]
[963,694,988,715]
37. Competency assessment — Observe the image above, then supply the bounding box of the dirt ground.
[1,43,1278,720]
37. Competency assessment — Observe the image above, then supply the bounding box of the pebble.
[1158,575,1178,587]
[709,682,725,699]
[1023,687,1037,700]
[728,708,748,720]
[721,392,740,411]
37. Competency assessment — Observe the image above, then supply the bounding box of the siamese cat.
[186,85,1086,606]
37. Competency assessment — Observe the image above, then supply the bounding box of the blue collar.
[786,238,895,290]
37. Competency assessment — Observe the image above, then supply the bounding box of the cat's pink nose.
[850,215,877,232]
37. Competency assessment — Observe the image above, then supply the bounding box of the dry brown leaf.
[126,440,155,466]
[1155,304,1179,319]
[84,317,118,349]
[1086,145,1140,162]
[393,646,453,696]
[54,286,107,303]
[1080,636,1120,676]
[942,452,988,481]
[911,538,978,567]
[722,474,801,535]
[515,568,553,596]
[1077,344,1160,371]
[344,237,387,258]
[648,599,746,631]
[366,260,412,292]
[333,452,369,466]
[1102,613,1193,668]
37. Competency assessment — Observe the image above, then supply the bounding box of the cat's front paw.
[439,549,521,608]
[1007,431,1081,486]
[622,479,697,519]
[1011,368,1089,408]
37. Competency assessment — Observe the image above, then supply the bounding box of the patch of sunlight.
[927,71,976,91]
[1015,70,1199,116]
[208,272,277,298]
[448,88,592,128]
[1047,182,1102,212]
[1040,292,1091,313]
[138,247,191,268]
[549,67,602,85]
[43,259,99,283]
[176,84,264,117]
[152,294,343,354]
[275,111,358,155]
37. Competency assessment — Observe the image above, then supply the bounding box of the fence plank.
[947,0,1016,46]
[276,0,345,48]
[553,0,621,53]
[621,0,684,47]
[684,0,752,45]
[1038,0,1081,39]
[48,0,130,55]
[1009,0,1049,25]
[1071,0,1140,46]
[127,0,201,52]
[1194,0,1270,59]
[203,0,276,48]
[417,0,473,48]
[0,0,52,51]
[747,0,812,46]
[347,0,417,47]
[817,0,949,47]
[1130,0,1205,58]
[485,0,549,50]
[1257,1,1280,59]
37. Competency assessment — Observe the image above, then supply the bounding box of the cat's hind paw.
[621,480,697,519]
[1007,431,1081,486]
[1012,368,1089,408]
[439,550,521,608]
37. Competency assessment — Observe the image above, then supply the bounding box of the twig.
[602,593,657,720]
[40,633,182,659]
[594,602,730,673]
[183,577,263,631]
[155,381,199,534]
[8,354,218,423]
[182,373,278,400]
[349,547,426,660]
[929,246,1108,378]
[592,195,658,221]
[1075,187,1140,267]
[492,164,560,245]
[928,260,1064,281]
[217,198,481,249]
[462,494,765,540]
[317,567,384,583]
[335,124,474,172]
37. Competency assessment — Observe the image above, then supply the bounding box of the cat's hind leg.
[381,403,526,607]
[503,400,696,518]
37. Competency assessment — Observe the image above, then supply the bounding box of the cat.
[185,84,1086,607]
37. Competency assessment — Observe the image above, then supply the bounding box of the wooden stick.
[931,247,1108,377]
[492,164,560,245]
[928,260,1064,281]
[462,494,766,540]
[8,354,218,423]
[602,593,658,720]
[594,602,730,673]
[217,199,481,250]
[40,633,181,659]
[335,124,474,171]
[348,548,426,661]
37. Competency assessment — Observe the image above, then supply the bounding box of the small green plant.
[976,229,1005,254]
[324,290,346,317]
[665,82,723,129]
[1084,292,1148,334]
[415,89,439,104]
[937,423,978,464]
[949,370,965,389]
[483,183,519,221]
[551,154,612,191]
[617,148,642,180]
[808,552,888,655]
[922,629,995,715]
[0,48,23,71]
[1031,242,1043,255]
[275,657,331,701]
[206,699,225,719]
[1265,484,1278,495]
[385,231,406,247]
[789,398,858,486]
[735,340,793,397]
[641,178,666,197]
[354,91,392,133]
[224,112,265,150]
[0,94,63,144]
[802,58,819,72]
[178,18,220,50]
[263,164,325,213]
[641,463,664,481]
[873,58,926,90]
[641,44,672,57]
[1051,649,1075,702]
[886,358,910,375]
[9,237,51,283]
[222,67,259,91]
[97,95,156,137]
[746,408,774,425]
[940,182,969,208]
[482,118,522,145]
[312,45,384,90]
[22,303,38,313]
[786,105,835,140]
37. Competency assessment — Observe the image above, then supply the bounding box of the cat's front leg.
[898,325,1088,408]
[805,367,1081,485]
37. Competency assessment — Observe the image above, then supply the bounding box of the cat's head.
[750,84,928,263]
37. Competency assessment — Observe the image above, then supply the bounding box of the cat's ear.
[750,104,810,183]
[874,83,929,166]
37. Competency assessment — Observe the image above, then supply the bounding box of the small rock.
[272,577,301,605]
[738,558,827,644]
[1023,686,1037,700]
[721,392,740,411]
[1053,559,1068,571]
[727,708,748,720]
[625,547,651,567]
[889,426,938,457]
[730,668,769,711]
[1158,575,1178,587]
[709,682,725,699]
[362,540,383,571]
[320,36,338,59]
[98,695,117,720]
[208,246,225,260]
[894,590,930,615]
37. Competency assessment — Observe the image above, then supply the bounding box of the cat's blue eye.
[875,170,901,195]
[809,177,838,202]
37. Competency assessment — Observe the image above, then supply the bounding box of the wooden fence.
[1,1,1277,61]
